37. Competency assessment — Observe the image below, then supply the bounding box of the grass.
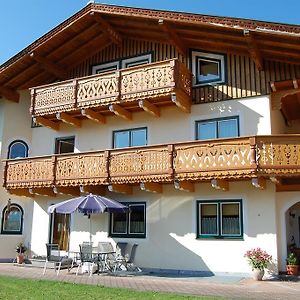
[0,275,226,300]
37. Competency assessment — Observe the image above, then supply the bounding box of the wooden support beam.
[174,180,194,192]
[80,185,106,195]
[56,112,81,128]
[171,92,191,113]
[0,86,19,102]
[33,116,60,131]
[140,182,162,193]
[108,184,132,195]
[138,100,160,117]
[211,179,229,191]
[251,177,266,190]
[243,30,264,71]
[53,186,80,196]
[109,104,132,121]
[158,19,186,56]
[30,53,67,79]
[7,189,33,197]
[90,12,122,46]
[81,108,106,124]
[29,187,56,197]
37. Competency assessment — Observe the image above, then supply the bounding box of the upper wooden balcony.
[3,135,300,196]
[30,59,192,130]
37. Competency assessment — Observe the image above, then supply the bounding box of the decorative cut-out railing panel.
[30,59,192,116]
[256,136,300,175]
[3,136,300,190]
[174,137,256,181]
[4,156,54,189]
[55,152,108,186]
[109,145,173,184]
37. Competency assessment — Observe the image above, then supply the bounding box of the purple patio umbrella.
[48,193,128,243]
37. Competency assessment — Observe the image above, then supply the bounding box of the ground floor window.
[1,202,23,235]
[197,200,243,239]
[109,202,146,238]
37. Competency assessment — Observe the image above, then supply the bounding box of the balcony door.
[50,212,70,251]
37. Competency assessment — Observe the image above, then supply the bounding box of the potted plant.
[244,247,272,281]
[15,242,27,264]
[286,252,299,276]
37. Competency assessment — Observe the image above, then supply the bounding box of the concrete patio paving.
[0,263,299,300]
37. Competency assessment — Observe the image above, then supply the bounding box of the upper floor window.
[55,136,75,154]
[191,50,226,86]
[197,200,243,239]
[1,202,24,235]
[113,128,147,149]
[109,202,146,238]
[196,116,239,140]
[92,53,153,75]
[8,140,28,159]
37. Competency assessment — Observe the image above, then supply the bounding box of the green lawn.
[0,275,226,300]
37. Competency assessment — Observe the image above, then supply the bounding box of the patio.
[0,263,299,300]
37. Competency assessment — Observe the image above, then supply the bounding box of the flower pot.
[16,254,24,264]
[286,265,299,276]
[252,268,264,281]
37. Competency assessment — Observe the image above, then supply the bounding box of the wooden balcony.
[30,59,192,130]
[3,135,300,195]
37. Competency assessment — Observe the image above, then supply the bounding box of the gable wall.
[68,38,300,104]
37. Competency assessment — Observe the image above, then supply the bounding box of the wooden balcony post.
[105,150,110,182]
[168,144,174,177]
[2,161,8,188]
[73,79,78,109]
[169,60,177,87]
[51,155,58,186]
[249,137,258,170]
[116,70,121,101]
[30,88,36,115]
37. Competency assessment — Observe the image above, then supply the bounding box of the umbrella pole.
[88,214,92,245]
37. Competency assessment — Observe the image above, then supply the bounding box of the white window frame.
[191,50,225,86]
[92,61,119,75]
[121,53,152,69]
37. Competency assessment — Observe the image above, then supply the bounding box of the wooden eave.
[1,3,300,99]
[271,79,300,121]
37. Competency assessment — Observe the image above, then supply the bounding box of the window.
[92,53,153,75]
[121,53,152,68]
[113,128,147,148]
[1,203,24,235]
[196,116,239,140]
[191,50,226,86]
[55,136,75,154]
[197,200,243,239]
[8,140,28,159]
[110,202,146,238]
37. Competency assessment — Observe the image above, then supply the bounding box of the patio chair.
[97,242,118,272]
[76,242,97,276]
[123,244,142,272]
[116,242,128,258]
[43,243,73,276]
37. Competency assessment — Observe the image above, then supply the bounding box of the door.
[50,212,70,251]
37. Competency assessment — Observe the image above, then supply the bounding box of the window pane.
[56,138,75,154]
[198,59,220,82]
[200,204,218,235]
[3,207,22,232]
[9,142,27,159]
[131,129,147,147]
[114,131,130,148]
[112,212,127,234]
[197,122,217,140]
[221,203,240,235]
[218,119,238,138]
[129,205,145,234]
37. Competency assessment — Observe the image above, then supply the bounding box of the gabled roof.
[1,2,300,100]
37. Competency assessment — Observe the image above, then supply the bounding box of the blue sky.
[1,0,300,64]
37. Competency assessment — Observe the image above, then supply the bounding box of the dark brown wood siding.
[68,39,300,104]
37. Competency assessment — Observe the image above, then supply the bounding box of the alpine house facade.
[0,3,300,275]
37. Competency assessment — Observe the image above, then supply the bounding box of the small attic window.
[191,50,226,86]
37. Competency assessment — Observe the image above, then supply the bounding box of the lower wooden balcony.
[30,59,192,130]
[3,135,300,196]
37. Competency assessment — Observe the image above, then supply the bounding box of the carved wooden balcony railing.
[3,135,300,192]
[30,59,192,127]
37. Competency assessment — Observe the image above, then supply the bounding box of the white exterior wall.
[0,93,33,259]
